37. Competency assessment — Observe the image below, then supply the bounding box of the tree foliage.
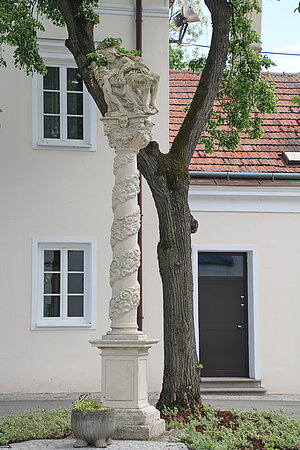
[0,0,98,74]
[188,0,277,152]
[169,44,188,69]
[169,0,277,152]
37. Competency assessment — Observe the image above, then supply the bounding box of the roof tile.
[169,71,300,173]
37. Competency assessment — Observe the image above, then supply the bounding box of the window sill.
[32,321,95,330]
[33,141,96,152]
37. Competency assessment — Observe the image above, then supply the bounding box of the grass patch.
[0,405,299,449]
[0,409,71,445]
[162,405,300,450]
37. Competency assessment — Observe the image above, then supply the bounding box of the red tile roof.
[170,70,300,173]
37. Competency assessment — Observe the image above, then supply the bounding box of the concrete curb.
[0,392,299,402]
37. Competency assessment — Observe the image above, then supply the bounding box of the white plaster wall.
[0,4,168,393]
[191,210,300,394]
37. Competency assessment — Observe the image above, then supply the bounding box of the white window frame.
[32,238,97,330]
[32,39,96,151]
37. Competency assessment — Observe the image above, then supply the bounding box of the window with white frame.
[32,239,96,329]
[43,66,84,141]
[32,40,96,150]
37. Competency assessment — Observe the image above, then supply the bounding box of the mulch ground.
[161,406,282,450]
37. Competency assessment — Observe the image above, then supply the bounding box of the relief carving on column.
[113,153,135,175]
[112,172,140,208]
[111,208,141,248]
[103,116,154,150]
[110,248,140,285]
[109,285,140,319]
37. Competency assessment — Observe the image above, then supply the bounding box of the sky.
[261,0,300,72]
[178,0,300,73]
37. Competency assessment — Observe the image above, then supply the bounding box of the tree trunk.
[56,0,231,413]
[138,144,201,410]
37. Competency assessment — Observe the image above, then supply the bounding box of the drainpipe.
[189,171,300,181]
[136,0,143,55]
[136,0,143,331]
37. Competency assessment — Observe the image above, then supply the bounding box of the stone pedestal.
[91,335,165,439]
[90,112,165,439]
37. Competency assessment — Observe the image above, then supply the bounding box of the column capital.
[101,115,154,152]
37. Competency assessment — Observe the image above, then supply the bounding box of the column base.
[90,334,165,439]
[112,405,165,440]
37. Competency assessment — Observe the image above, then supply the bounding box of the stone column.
[90,114,165,440]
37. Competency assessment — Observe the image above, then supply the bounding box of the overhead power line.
[180,43,300,57]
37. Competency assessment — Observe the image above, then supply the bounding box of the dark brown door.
[198,252,249,377]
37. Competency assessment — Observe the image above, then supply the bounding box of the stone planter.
[71,408,115,448]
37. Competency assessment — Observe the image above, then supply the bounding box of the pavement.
[1,393,300,449]
[203,393,300,417]
[0,439,187,449]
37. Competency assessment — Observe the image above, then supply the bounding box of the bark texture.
[56,0,232,411]
[138,145,201,410]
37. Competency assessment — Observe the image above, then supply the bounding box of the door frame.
[192,245,260,379]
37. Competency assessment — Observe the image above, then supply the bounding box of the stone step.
[200,378,266,394]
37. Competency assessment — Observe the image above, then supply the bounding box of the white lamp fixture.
[170,2,200,44]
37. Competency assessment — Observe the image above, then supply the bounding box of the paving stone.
[3,439,188,449]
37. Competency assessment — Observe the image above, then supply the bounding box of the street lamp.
[169,2,200,44]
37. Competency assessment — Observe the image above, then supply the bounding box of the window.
[32,40,96,150]
[32,239,96,329]
[43,66,84,141]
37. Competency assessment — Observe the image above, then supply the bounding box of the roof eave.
[189,171,300,181]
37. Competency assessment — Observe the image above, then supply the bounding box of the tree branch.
[137,141,162,190]
[54,0,107,115]
[170,0,232,166]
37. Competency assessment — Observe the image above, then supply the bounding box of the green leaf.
[202,0,277,152]
[291,97,300,105]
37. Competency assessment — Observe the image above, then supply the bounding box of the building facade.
[1,2,300,397]
[0,0,169,394]
[170,70,300,394]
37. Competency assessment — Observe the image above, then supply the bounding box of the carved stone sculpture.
[91,45,160,117]
[90,44,159,331]
[89,46,165,439]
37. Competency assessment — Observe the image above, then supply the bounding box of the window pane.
[44,92,60,114]
[67,116,83,139]
[44,115,60,138]
[67,68,83,91]
[198,253,244,277]
[68,296,84,317]
[44,273,60,294]
[68,273,84,294]
[44,296,60,317]
[67,93,83,115]
[43,67,60,90]
[44,250,60,272]
[68,251,84,272]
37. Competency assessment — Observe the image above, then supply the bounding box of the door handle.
[237,325,243,329]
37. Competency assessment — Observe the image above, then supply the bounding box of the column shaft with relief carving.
[103,115,153,335]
